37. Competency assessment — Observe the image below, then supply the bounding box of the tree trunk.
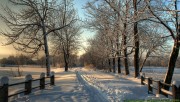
[64,52,69,72]
[134,23,139,77]
[164,41,180,90]
[117,56,121,73]
[113,57,116,73]
[133,0,139,78]
[117,12,121,74]
[117,41,121,73]
[108,59,112,72]
[140,51,150,72]
[65,60,68,72]
[124,53,129,75]
[42,21,50,76]
[44,35,50,76]
[123,23,129,75]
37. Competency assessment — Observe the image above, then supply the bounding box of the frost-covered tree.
[138,22,168,72]
[0,0,73,76]
[84,1,117,71]
[85,0,134,74]
[51,0,81,71]
[146,0,180,90]
[100,0,137,75]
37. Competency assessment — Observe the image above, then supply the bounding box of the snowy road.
[13,68,153,102]
[77,68,152,102]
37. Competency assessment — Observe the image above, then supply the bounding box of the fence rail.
[141,75,180,100]
[0,72,55,102]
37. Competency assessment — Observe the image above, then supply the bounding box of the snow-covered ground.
[18,69,93,102]
[0,66,179,102]
[133,67,180,81]
[9,68,109,102]
[78,68,153,102]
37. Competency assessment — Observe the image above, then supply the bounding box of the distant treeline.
[0,54,44,67]
[0,54,80,68]
[79,53,180,69]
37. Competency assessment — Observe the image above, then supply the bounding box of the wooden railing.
[141,75,180,100]
[0,72,55,102]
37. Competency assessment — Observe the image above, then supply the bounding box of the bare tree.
[0,0,73,76]
[84,1,117,71]
[51,0,80,71]
[146,0,180,90]
[138,22,168,72]
[85,0,141,75]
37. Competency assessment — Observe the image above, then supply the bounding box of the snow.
[78,68,153,101]
[25,74,32,81]
[40,73,45,78]
[13,68,95,102]
[0,66,179,102]
[11,68,154,102]
[50,71,55,76]
[0,76,9,85]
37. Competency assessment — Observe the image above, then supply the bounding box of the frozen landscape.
[0,0,180,102]
[0,66,179,102]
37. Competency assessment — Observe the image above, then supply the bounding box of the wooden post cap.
[40,73,45,78]
[25,74,32,81]
[0,76,9,86]
[50,72,55,76]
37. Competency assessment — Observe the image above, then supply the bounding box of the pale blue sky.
[73,0,95,38]
[73,0,96,52]
[73,0,88,19]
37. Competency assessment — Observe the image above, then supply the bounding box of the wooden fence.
[0,72,55,102]
[141,75,180,100]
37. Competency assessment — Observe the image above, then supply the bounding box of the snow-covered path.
[13,68,153,102]
[17,70,95,102]
[78,68,152,101]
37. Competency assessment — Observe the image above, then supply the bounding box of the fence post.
[177,86,180,100]
[172,81,180,100]
[50,71,55,86]
[148,77,152,94]
[140,73,145,85]
[157,81,161,95]
[0,76,9,102]
[40,73,45,90]
[150,78,153,93]
[141,76,144,85]
[25,74,32,95]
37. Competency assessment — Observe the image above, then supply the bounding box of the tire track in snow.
[78,69,152,102]
[76,71,109,102]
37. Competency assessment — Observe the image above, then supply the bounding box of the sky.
[0,0,95,58]
[73,0,96,55]
[0,0,179,58]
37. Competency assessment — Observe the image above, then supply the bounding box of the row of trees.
[0,54,35,66]
[0,54,80,68]
[0,0,81,75]
[81,0,180,90]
